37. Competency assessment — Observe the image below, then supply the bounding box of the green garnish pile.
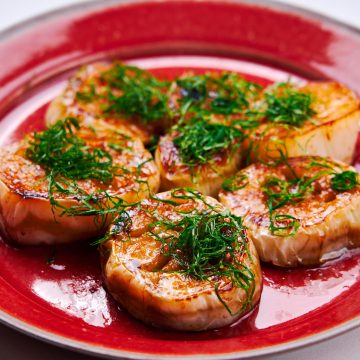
[25,117,129,224]
[262,174,314,237]
[143,191,255,314]
[77,63,170,123]
[265,164,359,236]
[264,83,316,127]
[176,73,261,117]
[103,64,170,122]
[172,117,244,167]
[26,117,115,181]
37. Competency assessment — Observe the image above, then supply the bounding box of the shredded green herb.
[176,75,208,113]
[172,117,244,167]
[264,83,316,126]
[176,73,262,120]
[101,63,170,123]
[26,117,116,181]
[309,160,359,192]
[25,117,130,224]
[149,209,255,315]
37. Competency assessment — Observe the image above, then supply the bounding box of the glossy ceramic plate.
[0,1,360,359]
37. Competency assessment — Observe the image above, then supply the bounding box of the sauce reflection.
[32,277,112,327]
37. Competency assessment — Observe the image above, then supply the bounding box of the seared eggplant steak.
[101,189,262,331]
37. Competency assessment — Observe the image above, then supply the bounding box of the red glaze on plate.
[0,1,360,359]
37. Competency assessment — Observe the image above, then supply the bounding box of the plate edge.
[0,0,360,359]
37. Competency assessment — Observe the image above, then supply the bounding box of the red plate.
[0,1,360,359]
